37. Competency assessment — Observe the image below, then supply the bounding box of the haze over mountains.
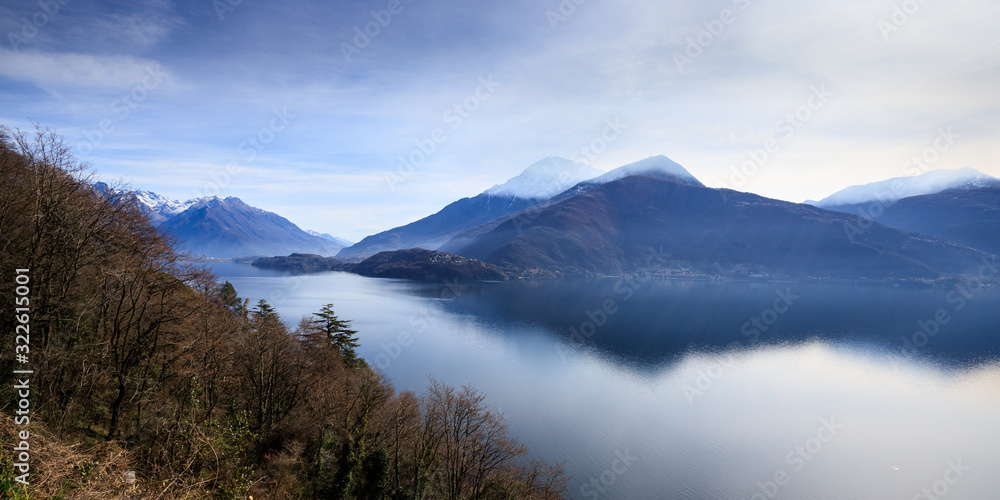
[343,156,996,280]
[108,156,999,280]
[306,231,354,248]
[96,183,348,258]
[874,188,1000,255]
[336,157,603,259]
[438,165,988,279]
[806,167,1000,214]
[339,156,704,259]
[806,168,1000,256]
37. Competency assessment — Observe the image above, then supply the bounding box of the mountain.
[252,253,349,273]
[807,167,1000,215]
[584,155,704,187]
[351,248,508,281]
[483,156,605,199]
[872,188,1000,255]
[95,183,353,258]
[336,157,603,259]
[440,172,990,279]
[438,156,704,255]
[251,249,508,281]
[94,182,188,226]
[307,230,354,248]
[161,196,344,258]
[94,182,197,225]
[130,190,196,224]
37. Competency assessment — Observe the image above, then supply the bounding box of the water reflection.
[207,263,1000,498]
[428,277,1000,370]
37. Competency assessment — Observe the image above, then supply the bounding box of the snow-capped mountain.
[132,190,197,221]
[339,157,603,258]
[161,196,346,258]
[341,155,705,259]
[439,167,988,279]
[584,155,703,187]
[307,230,354,248]
[807,167,1000,212]
[93,183,350,258]
[484,157,603,199]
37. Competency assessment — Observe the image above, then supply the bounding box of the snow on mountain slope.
[307,230,354,247]
[93,182,352,257]
[132,190,196,217]
[341,157,601,258]
[162,196,345,258]
[809,167,1000,208]
[484,157,603,199]
[584,155,704,186]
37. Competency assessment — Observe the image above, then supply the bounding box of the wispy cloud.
[1,0,999,239]
[0,50,177,90]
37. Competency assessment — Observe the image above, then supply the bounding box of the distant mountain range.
[102,156,999,278]
[336,157,603,259]
[95,183,349,258]
[336,156,995,281]
[306,230,354,248]
[806,169,1000,256]
[806,167,1000,214]
[336,156,703,259]
[875,188,1000,255]
[441,172,987,279]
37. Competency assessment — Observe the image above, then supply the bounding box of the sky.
[1,0,998,241]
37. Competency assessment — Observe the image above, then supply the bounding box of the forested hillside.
[0,126,566,499]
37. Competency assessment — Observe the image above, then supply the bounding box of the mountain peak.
[89,183,352,258]
[188,195,251,210]
[483,157,604,199]
[586,155,703,187]
[307,230,355,247]
[810,167,1000,208]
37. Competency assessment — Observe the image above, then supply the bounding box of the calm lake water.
[209,262,1000,499]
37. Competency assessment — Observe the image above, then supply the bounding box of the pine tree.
[313,303,363,368]
[252,299,279,323]
[218,281,248,317]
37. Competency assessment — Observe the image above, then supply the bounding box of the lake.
[208,262,1000,499]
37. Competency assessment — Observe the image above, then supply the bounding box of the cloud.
[3,0,1000,239]
[0,49,177,91]
[86,11,176,50]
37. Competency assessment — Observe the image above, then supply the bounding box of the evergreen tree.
[313,303,363,368]
[219,281,248,317]
[252,299,279,323]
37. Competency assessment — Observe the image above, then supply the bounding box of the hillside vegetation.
[0,126,566,499]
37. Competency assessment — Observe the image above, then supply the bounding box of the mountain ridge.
[807,167,1000,214]
[443,174,991,279]
[867,187,1000,256]
[338,155,702,259]
[338,156,603,259]
[94,183,349,258]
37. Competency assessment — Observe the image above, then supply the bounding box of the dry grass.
[1,415,215,499]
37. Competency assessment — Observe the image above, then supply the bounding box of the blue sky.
[2,0,998,241]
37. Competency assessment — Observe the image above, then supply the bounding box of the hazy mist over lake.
[211,263,1000,499]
